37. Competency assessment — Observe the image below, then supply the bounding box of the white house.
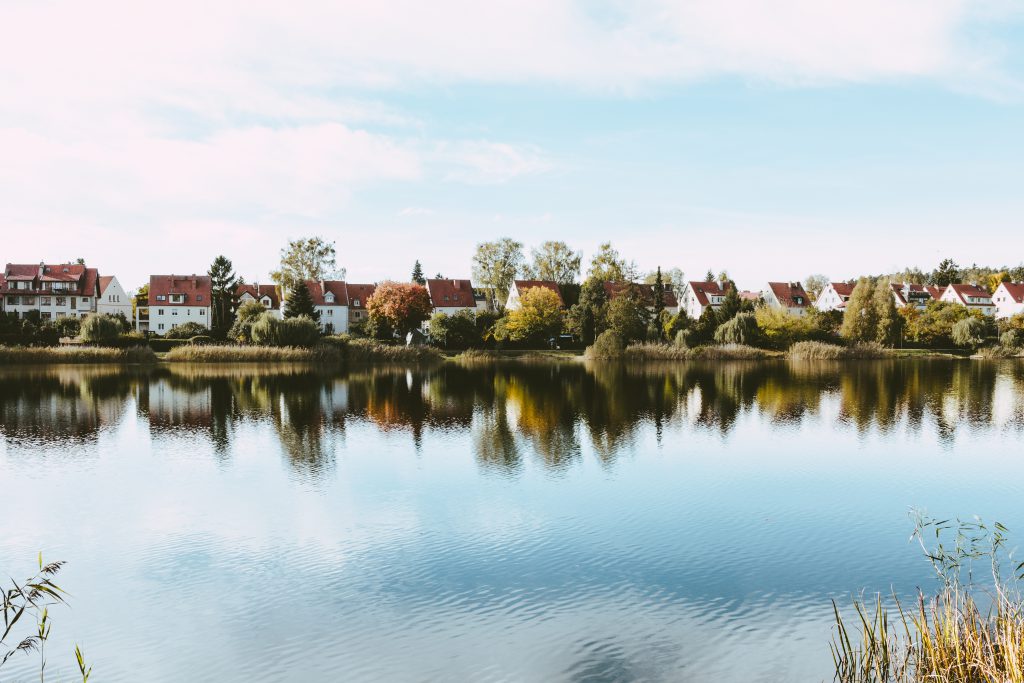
[2,262,100,320]
[235,283,282,319]
[992,282,1024,319]
[306,280,349,334]
[814,282,855,312]
[890,283,940,311]
[505,280,563,311]
[427,279,480,316]
[146,274,212,334]
[96,275,133,319]
[679,281,728,319]
[763,282,811,316]
[940,283,995,316]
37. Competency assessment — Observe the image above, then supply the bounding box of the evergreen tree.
[716,281,742,324]
[873,279,901,346]
[208,255,238,331]
[840,278,877,342]
[411,260,426,285]
[653,267,665,316]
[930,258,960,288]
[566,277,608,345]
[705,269,715,282]
[283,282,319,321]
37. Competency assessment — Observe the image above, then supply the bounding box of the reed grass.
[343,339,443,364]
[163,344,342,363]
[0,345,155,364]
[452,349,575,364]
[832,513,1024,682]
[621,342,769,361]
[788,341,889,360]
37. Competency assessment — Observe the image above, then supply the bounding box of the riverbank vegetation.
[831,513,1024,682]
[0,345,155,364]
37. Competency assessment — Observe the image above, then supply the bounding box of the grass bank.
[450,349,580,364]
[613,342,772,361]
[0,345,156,364]
[787,341,890,360]
[164,344,343,363]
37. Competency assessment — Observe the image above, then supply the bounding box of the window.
[81,297,89,304]
[172,310,178,315]
[157,309,164,315]
[353,298,360,307]
[23,297,35,305]
[156,295,166,301]
[200,310,205,315]
[41,297,51,306]
[55,296,66,306]
[158,324,165,331]
[326,309,333,315]
[196,295,203,302]
[444,295,450,302]
[5,296,15,305]
[41,312,51,320]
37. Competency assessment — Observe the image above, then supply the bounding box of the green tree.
[704,269,715,282]
[873,279,902,346]
[840,278,878,343]
[804,274,830,301]
[495,286,563,344]
[471,238,525,309]
[283,282,320,321]
[714,312,760,345]
[930,258,960,288]
[566,277,608,345]
[716,282,743,324]
[587,242,636,282]
[228,300,266,342]
[208,255,238,331]
[952,317,987,349]
[899,300,973,347]
[79,314,121,345]
[252,313,320,347]
[530,241,582,284]
[411,260,426,285]
[653,267,665,316]
[271,236,342,294]
[164,321,208,339]
[606,294,648,343]
[428,310,480,349]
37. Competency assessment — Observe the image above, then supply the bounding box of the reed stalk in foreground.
[832,513,1024,682]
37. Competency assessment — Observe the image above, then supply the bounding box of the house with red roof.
[426,279,479,317]
[1,262,100,321]
[993,282,1024,319]
[889,283,938,311]
[505,280,563,311]
[763,282,811,316]
[96,275,132,320]
[146,274,212,334]
[305,280,349,334]
[940,283,995,316]
[814,282,855,312]
[345,283,376,327]
[235,283,282,319]
[680,281,729,319]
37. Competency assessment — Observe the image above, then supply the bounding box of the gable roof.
[831,282,855,297]
[149,274,212,306]
[2,263,99,295]
[345,283,376,309]
[305,280,349,306]
[889,282,936,306]
[947,283,993,305]
[236,283,280,308]
[426,278,475,307]
[767,282,810,308]
[996,281,1024,304]
[687,281,727,308]
[98,276,115,295]
[513,280,563,304]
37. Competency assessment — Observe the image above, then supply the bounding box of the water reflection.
[1,360,1023,475]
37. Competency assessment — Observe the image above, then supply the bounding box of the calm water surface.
[1,360,1023,682]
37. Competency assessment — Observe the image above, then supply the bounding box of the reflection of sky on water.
[0,360,1023,681]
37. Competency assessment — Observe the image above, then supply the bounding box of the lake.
[1,359,1023,682]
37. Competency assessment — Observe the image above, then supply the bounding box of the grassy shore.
[614,342,772,361]
[450,349,581,364]
[163,340,443,364]
[0,345,156,364]
[786,340,890,360]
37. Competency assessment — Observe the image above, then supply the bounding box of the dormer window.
[353,298,360,307]
[325,292,334,303]
[196,295,203,302]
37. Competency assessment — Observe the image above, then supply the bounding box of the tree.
[587,242,636,282]
[704,269,715,282]
[606,293,649,343]
[284,282,320,321]
[228,300,266,343]
[716,282,744,324]
[930,258,960,288]
[566,277,609,345]
[208,255,238,330]
[714,312,760,345]
[952,317,987,349]
[653,267,665,316]
[428,310,480,349]
[271,236,342,294]
[366,282,433,337]
[79,314,121,345]
[164,321,208,339]
[411,261,426,285]
[804,274,830,301]
[899,300,973,347]
[530,241,581,284]
[496,287,563,344]
[251,313,320,347]
[872,279,902,346]
[840,278,878,343]
[471,238,524,309]
[986,271,1010,294]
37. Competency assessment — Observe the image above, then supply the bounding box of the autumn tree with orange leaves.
[366,282,433,338]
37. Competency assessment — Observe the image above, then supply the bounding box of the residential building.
[426,279,479,316]
[306,280,349,334]
[764,282,811,316]
[1,262,99,320]
[505,280,563,311]
[603,281,680,315]
[940,283,995,316]
[346,283,376,327]
[146,274,212,334]
[679,281,728,319]
[96,275,133,319]
[235,283,281,319]
[992,282,1024,319]
[889,283,939,311]
[814,282,854,312]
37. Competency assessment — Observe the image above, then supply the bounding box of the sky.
[2,0,1024,292]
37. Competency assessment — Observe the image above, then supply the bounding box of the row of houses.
[4,261,1024,335]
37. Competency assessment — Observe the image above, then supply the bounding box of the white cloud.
[437,141,553,184]
[398,207,435,217]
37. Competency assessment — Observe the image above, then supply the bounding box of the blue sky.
[2,0,1023,291]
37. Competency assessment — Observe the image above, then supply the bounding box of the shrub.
[951,317,987,349]
[251,313,320,347]
[714,312,760,345]
[227,300,266,343]
[584,330,625,359]
[429,310,481,349]
[788,340,889,360]
[79,314,123,345]
[1000,329,1024,349]
[53,316,81,338]
[163,321,209,339]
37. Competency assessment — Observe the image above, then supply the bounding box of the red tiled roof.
[426,278,475,308]
[739,290,760,302]
[888,282,936,306]
[98,276,114,295]
[345,283,376,309]
[236,283,280,308]
[687,281,727,307]
[149,274,212,306]
[305,280,348,306]
[926,286,943,299]
[947,283,992,305]
[767,282,810,308]
[514,280,563,304]
[2,263,98,295]
[998,282,1024,304]
[831,282,855,297]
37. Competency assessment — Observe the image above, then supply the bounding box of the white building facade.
[992,282,1024,319]
[96,276,133,319]
[679,281,727,319]
[940,284,995,317]
[1,263,99,320]
[814,282,854,312]
[146,274,212,334]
